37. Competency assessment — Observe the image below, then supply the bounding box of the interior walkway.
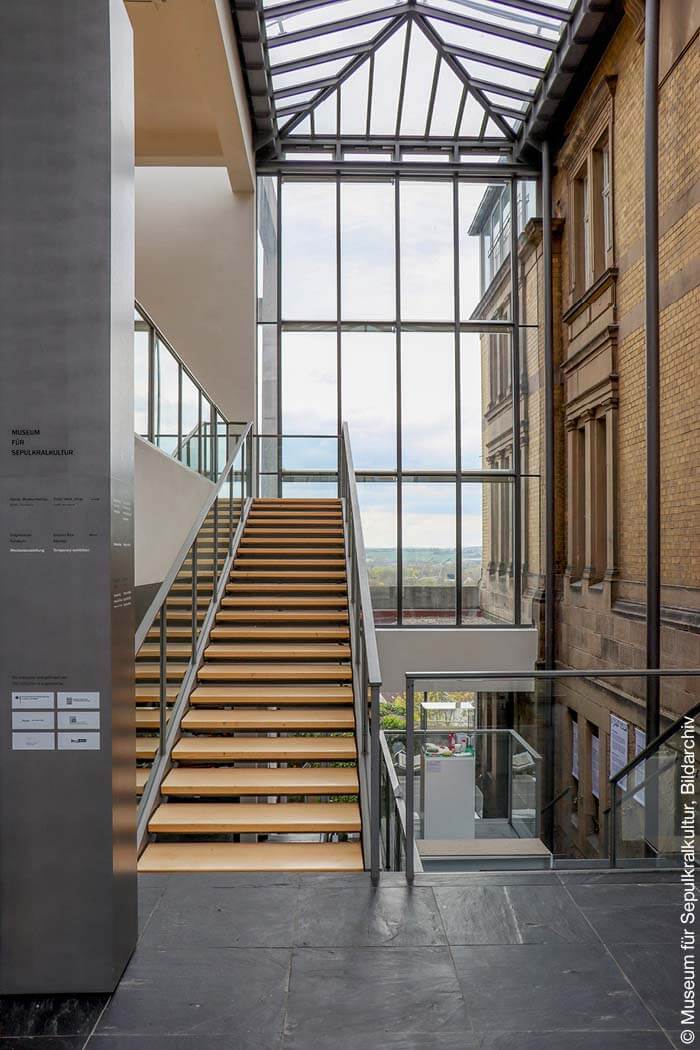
[0,869,681,1048]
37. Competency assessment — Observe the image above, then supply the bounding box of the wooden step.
[172,735,356,762]
[136,709,172,729]
[253,499,340,505]
[204,642,351,660]
[190,684,353,705]
[222,596,347,608]
[216,609,349,623]
[147,626,194,640]
[234,559,345,569]
[136,685,179,702]
[229,571,346,580]
[138,841,364,873]
[136,738,158,760]
[197,662,352,682]
[148,802,360,835]
[135,663,187,681]
[238,544,345,553]
[136,768,149,794]
[210,626,349,641]
[182,706,355,731]
[226,583,347,594]
[161,765,359,796]
[137,643,193,659]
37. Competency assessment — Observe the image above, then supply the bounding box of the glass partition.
[378,672,700,873]
[134,302,231,480]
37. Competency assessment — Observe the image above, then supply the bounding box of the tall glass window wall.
[257,174,540,627]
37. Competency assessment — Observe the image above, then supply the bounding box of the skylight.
[232,0,576,158]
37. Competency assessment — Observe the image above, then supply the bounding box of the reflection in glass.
[342,331,396,470]
[461,330,513,470]
[282,181,336,320]
[358,480,397,625]
[401,332,455,470]
[282,331,337,468]
[154,340,179,454]
[402,481,456,623]
[134,329,149,437]
[400,181,453,321]
[341,181,395,321]
[465,479,513,624]
[257,176,278,323]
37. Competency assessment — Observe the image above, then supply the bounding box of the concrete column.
[0,0,136,993]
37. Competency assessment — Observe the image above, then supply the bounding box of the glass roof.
[251,0,576,154]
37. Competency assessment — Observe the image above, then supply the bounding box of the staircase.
[138,498,364,873]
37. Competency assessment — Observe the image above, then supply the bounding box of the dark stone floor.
[0,868,685,1048]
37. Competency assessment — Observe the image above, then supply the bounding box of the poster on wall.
[572,719,579,779]
[591,733,600,799]
[633,728,646,805]
[610,715,629,790]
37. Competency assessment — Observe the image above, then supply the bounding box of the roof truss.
[230,0,580,159]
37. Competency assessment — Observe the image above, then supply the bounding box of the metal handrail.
[338,422,382,882]
[135,424,253,652]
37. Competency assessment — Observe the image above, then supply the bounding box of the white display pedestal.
[421,753,476,840]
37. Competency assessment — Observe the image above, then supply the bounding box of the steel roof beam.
[462,0,573,21]
[420,2,558,50]
[468,77,535,102]
[270,41,372,73]
[444,41,543,78]
[265,4,410,47]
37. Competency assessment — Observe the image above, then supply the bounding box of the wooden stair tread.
[197,662,352,681]
[172,736,356,761]
[136,739,158,758]
[182,706,355,730]
[136,685,179,700]
[239,546,346,554]
[136,768,149,792]
[216,610,349,622]
[161,765,359,795]
[222,596,347,607]
[226,584,347,593]
[204,642,351,659]
[234,559,344,568]
[136,709,172,728]
[138,841,363,873]
[148,802,360,834]
[137,643,193,658]
[230,571,346,579]
[190,684,353,704]
[135,664,187,680]
[210,626,349,640]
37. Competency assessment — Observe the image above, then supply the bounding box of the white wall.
[376,627,539,694]
[134,436,214,586]
[135,166,255,422]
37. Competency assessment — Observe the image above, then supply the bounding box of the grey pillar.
[0,0,136,993]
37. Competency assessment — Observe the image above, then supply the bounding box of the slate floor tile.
[88,1038,253,1049]
[463,1033,670,1049]
[140,882,299,949]
[138,876,167,936]
[452,943,655,1032]
[284,947,469,1045]
[0,998,108,1039]
[434,884,596,945]
[565,883,680,909]
[0,1040,86,1049]
[295,885,446,947]
[609,943,682,1030]
[96,946,289,1043]
[558,870,679,886]
[583,905,677,944]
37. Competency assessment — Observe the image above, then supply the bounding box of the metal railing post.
[405,676,415,883]
[191,538,198,657]
[370,683,381,884]
[213,494,219,590]
[159,611,167,756]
